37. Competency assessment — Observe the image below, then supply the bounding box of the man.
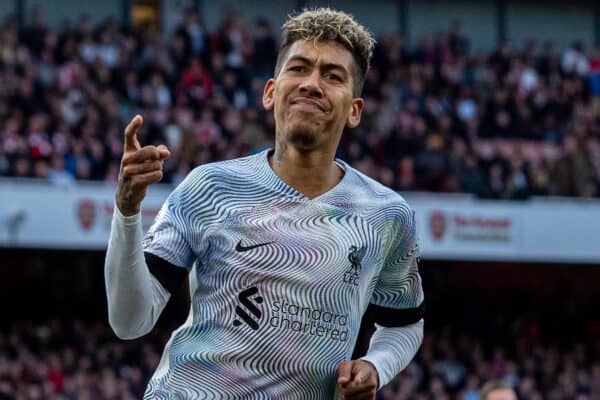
[105,8,424,399]
[480,381,518,400]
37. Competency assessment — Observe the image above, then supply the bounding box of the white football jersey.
[143,149,423,399]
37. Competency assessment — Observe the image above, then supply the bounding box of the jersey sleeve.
[143,173,198,271]
[369,205,424,326]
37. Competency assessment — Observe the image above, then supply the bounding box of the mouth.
[290,98,326,112]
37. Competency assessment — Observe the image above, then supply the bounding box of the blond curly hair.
[274,8,375,97]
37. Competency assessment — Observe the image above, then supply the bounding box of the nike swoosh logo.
[236,240,275,252]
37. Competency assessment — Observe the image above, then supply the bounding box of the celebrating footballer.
[105,8,425,399]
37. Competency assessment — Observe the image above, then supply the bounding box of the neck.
[269,142,343,199]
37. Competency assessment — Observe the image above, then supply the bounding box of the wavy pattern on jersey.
[143,150,423,399]
[372,203,424,309]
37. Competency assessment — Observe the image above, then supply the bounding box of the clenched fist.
[116,115,170,216]
[338,359,379,399]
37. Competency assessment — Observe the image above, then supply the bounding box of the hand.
[116,115,170,216]
[337,360,379,400]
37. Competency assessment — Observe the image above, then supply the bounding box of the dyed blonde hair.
[274,7,375,96]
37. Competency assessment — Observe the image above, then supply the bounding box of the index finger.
[124,115,143,152]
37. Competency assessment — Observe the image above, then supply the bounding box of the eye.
[325,73,343,82]
[289,65,305,72]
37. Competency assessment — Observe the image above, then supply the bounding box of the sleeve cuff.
[114,204,142,227]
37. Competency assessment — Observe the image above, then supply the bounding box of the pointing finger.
[124,115,143,152]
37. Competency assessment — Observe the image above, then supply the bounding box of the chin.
[288,126,319,150]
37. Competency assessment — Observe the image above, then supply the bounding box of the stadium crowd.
[2,7,600,400]
[0,8,600,198]
[0,318,598,399]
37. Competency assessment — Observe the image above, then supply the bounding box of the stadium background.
[1,0,600,399]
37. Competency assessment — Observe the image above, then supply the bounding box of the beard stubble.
[289,127,318,149]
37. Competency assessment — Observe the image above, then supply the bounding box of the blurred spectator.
[562,41,589,77]
[174,8,209,58]
[251,17,277,79]
[48,154,75,186]
[180,58,214,104]
[589,48,600,96]
[551,136,596,197]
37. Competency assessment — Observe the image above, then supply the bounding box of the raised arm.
[104,115,173,339]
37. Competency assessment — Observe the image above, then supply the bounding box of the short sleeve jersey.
[143,150,423,400]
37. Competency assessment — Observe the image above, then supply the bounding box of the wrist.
[116,197,140,217]
[113,203,142,227]
[119,206,140,217]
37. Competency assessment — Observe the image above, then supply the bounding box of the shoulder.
[343,163,413,216]
[163,153,266,219]
[179,152,263,192]
[341,163,415,237]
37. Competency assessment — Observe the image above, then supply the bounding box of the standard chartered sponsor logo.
[269,300,349,342]
[232,287,263,330]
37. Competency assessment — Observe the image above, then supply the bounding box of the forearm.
[360,319,424,388]
[104,206,170,339]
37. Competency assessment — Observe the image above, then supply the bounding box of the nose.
[298,70,323,98]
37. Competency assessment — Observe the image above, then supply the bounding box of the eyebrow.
[286,55,349,75]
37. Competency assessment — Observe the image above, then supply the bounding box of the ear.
[346,97,364,129]
[262,78,276,110]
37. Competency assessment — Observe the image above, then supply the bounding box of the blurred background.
[1,0,600,399]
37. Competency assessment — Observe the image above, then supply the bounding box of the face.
[487,389,517,400]
[263,40,364,152]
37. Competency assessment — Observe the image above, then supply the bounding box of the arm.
[104,115,188,339]
[361,320,423,386]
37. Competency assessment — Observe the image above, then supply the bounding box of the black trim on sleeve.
[144,252,189,295]
[351,310,376,359]
[366,301,425,328]
[351,301,426,359]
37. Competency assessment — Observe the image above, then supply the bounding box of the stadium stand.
[0,320,598,399]
[0,9,599,198]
